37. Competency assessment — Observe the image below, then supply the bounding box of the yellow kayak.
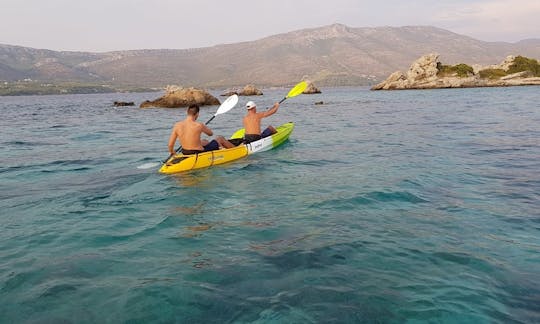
[159,122,294,174]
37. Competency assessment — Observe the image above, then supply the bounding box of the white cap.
[246,101,256,110]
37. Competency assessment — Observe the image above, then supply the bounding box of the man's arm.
[167,127,178,154]
[201,124,213,136]
[261,102,279,118]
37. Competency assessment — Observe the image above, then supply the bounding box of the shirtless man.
[168,104,234,155]
[242,101,279,143]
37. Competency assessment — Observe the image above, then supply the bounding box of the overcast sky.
[1,0,538,52]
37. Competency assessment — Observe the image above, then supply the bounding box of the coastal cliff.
[371,54,540,90]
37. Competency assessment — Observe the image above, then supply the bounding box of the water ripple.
[1,88,539,323]
[311,190,428,209]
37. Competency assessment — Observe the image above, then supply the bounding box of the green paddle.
[163,94,239,163]
[279,81,308,104]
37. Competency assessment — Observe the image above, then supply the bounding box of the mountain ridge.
[1,24,539,89]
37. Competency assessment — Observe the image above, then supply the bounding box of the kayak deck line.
[159,122,294,174]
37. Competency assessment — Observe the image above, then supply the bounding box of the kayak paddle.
[279,81,308,104]
[204,94,239,125]
[163,94,239,163]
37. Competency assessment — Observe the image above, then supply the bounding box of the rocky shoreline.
[371,54,540,90]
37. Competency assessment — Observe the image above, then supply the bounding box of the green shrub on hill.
[0,81,155,96]
[507,56,540,76]
[437,63,474,77]
[478,69,507,80]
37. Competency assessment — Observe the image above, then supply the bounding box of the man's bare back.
[168,115,212,154]
[243,113,263,135]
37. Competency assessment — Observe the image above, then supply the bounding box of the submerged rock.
[113,101,134,107]
[140,86,220,108]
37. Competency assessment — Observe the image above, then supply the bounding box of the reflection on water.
[171,171,212,187]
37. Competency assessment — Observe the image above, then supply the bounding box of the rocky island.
[220,85,264,96]
[371,54,540,90]
[302,81,322,94]
[140,85,219,108]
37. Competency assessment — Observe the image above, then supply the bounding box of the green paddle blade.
[286,81,308,99]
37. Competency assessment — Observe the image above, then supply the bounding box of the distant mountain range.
[1,24,540,89]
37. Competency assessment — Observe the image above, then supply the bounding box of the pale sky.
[1,0,538,52]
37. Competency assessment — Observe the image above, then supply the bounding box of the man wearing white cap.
[242,100,279,143]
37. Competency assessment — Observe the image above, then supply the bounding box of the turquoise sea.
[1,86,539,323]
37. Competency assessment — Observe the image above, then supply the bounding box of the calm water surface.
[1,87,539,323]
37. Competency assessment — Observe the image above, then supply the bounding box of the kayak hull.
[159,122,294,174]
[231,122,294,154]
[159,145,248,174]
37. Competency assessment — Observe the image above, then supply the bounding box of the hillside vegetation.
[0,80,154,96]
[437,63,474,77]
[507,56,540,76]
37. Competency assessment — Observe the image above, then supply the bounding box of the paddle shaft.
[205,115,216,125]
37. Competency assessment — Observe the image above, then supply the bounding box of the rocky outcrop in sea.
[238,85,263,96]
[140,86,220,108]
[113,101,134,107]
[220,84,263,96]
[302,81,322,94]
[371,54,540,90]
